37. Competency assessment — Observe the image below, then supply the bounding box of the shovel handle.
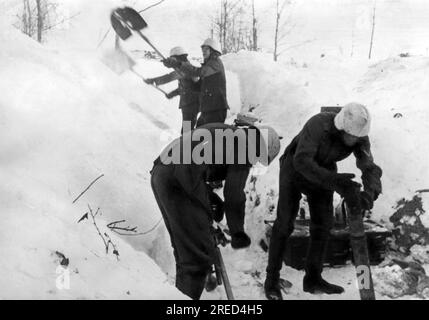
[130,70,168,96]
[345,204,376,300]
[136,30,167,60]
[135,30,186,78]
[215,247,235,300]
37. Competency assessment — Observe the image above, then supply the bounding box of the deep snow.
[1,0,429,300]
[0,25,185,299]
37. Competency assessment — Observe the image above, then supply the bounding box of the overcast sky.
[4,0,429,61]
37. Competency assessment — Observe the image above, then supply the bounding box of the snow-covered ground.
[1,0,429,300]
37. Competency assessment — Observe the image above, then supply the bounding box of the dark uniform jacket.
[282,112,382,199]
[152,71,200,111]
[178,53,229,113]
[153,124,254,234]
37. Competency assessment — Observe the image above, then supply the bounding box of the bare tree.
[18,0,35,38]
[368,0,377,60]
[214,0,237,53]
[36,0,43,42]
[14,0,80,43]
[251,0,258,51]
[273,0,295,61]
[15,0,53,42]
[211,0,255,54]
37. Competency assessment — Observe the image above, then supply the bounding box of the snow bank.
[356,57,429,222]
[224,51,429,225]
[0,26,184,298]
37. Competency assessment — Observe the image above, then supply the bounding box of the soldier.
[151,122,281,299]
[145,47,200,133]
[264,103,383,300]
[162,39,229,127]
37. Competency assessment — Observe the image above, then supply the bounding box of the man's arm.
[293,116,338,189]
[223,165,250,235]
[179,60,221,79]
[151,71,181,86]
[354,137,383,199]
[166,88,180,99]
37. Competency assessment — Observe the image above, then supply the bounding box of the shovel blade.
[110,12,132,40]
[113,7,148,31]
[101,47,136,75]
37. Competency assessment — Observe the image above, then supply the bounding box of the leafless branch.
[278,23,296,42]
[88,205,109,253]
[104,233,120,260]
[139,0,166,13]
[85,205,120,259]
[43,12,81,31]
[96,28,111,49]
[108,218,163,237]
[72,174,104,204]
[107,220,138,234]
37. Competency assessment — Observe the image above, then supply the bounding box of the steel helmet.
[255,125,281,166]
[169,46,188,57]
[201,38,222,55]
[334,103,371,137]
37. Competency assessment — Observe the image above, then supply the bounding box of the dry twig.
[72,174,104,204]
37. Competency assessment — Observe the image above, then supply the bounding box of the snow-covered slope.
[0,26,185,299]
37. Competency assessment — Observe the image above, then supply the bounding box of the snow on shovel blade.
[101,48,136,75]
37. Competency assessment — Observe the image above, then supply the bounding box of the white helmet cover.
[334,103,371,137]
[255,125,281,166]
[169,46,188,57]
[201,38,222,54]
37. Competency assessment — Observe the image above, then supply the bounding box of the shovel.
[111,7,167,60]
[101,47,168,96]
[110,7,185,77]
[212,226,235,300]
[344,201,376,300]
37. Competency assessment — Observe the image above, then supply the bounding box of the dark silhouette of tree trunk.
[222,1,228,53]
[36,0,43,42]
[251,0,258,51]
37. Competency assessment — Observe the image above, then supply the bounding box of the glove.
[332,173,361,197]
[144,78,155,85]
[208,191,224,223]
[344,190,361,210]
[360,191,374,211]
[162,57,181,69]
